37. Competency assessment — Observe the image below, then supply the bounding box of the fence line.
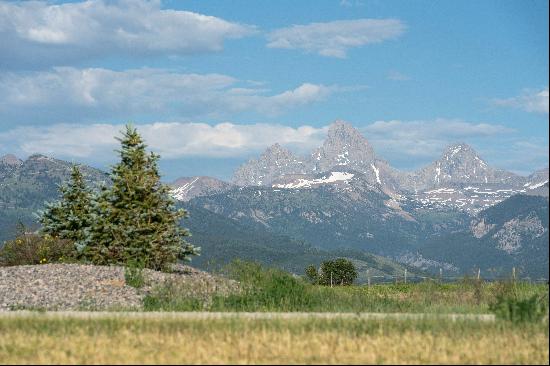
[362,274,549,285]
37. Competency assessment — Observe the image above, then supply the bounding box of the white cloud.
[0,122,328,161]
[0,0,255,68]
[362,119,548,174]
[492,88,549,114]
[267,18,406,58]
[361,119,516,168]
[0,67,332,123]
[0,119,545,176]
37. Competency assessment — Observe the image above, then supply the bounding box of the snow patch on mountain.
[371,163,381,184]
[524,180,549,190]
[172,177,200,201]
[273,171,354,189]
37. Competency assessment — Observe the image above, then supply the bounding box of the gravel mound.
[0,264,236,311]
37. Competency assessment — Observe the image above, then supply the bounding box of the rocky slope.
[415,194,549,278]
[233,143,312,187]
[190,172,456,258]
[0,263,236,311]
[182,201,424,281]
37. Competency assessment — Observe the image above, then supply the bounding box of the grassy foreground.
[0,316,547,364]
[143,261,549,315]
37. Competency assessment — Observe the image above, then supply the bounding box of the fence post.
[367,269,371,287]
[477,268,481,281]
[512,267,516,282]
[330,271,333,288]
[439,268,443,283]
[404,269,407,284]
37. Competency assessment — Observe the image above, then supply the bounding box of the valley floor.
[0,315,547,364]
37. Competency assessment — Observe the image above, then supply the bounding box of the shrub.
[319,258,358,286]
[305,265,319,284]
[490,294,547,323]
[489,281,549,322]
[211,260,310,311]
[0,231,76,266]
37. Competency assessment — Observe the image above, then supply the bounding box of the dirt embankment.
[0,263,235,311]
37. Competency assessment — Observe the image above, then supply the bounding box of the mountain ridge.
[231,121,538,191]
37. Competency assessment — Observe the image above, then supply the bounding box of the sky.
[0,0,548,182]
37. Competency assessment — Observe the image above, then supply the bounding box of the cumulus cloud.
[0,119,544,176]
[0,0,255,68]
[492,88,549,114]
[361,119,516,169]
[0,122,328,161]
[0,67,332,124]
[267,18,406,58]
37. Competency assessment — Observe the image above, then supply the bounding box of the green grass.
[144,261,549,315]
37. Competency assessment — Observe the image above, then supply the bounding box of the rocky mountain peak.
[312,120,376,173]
[0,154,22,167]
[440,143,483,163]
[261,143,295,160]
[232,121,394,189]
[433,143,491,174]
[26,153,55,162]
[409,142,521,189]
[326,120,366,143]
[232,144,310,186]
[527,167,549,182]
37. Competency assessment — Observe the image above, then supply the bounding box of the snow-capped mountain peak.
[409,142,521,189]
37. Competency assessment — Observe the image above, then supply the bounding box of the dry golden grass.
[0,317,548,364]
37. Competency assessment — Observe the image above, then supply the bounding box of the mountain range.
[171,121,548,278]
[1,120,548,279]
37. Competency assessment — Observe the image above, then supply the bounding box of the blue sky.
[0,0,548,181]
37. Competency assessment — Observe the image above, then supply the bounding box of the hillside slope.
[418,195,549,278]
[181,202,424,281]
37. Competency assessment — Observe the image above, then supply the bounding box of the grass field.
[143,261,549,316]
[1,261,548,364]
[0,316,547,364]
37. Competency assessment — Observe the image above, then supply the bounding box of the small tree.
[319,258,358,286]
[38,165,93,250]
[305,264,319,284]
[82,125,198,270]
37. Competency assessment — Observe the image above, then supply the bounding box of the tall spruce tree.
[82,125,198,270]
[39,165,92,250]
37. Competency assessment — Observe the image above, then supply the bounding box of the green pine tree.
[38,165,93,251]
[82,124,198,270]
